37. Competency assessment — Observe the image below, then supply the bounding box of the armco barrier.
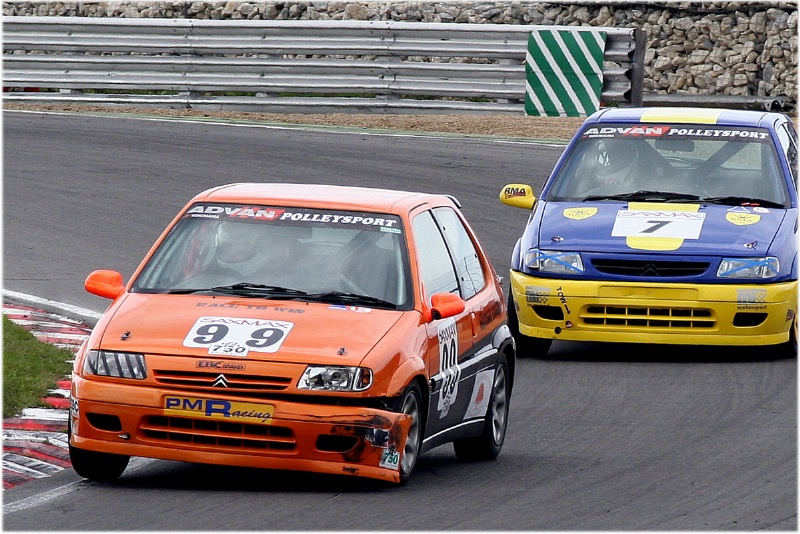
[2,17,643,115]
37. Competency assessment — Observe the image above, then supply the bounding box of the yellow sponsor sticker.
[640,108,724,124]
[164,396,274,424]
[563,207,598,220]
[726,212,761,226]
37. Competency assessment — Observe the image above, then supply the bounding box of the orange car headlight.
[297,366,372,392]
[84,350,147,380]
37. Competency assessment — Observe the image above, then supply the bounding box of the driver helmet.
[594,139,637,181]
[214,222,262,275]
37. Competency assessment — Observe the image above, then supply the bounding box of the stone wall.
[3,1,797,101]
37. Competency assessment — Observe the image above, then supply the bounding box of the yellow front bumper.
[510,270,797,346]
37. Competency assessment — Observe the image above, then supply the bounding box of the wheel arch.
[492,324,516,396]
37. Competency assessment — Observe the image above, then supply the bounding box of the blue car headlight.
[298,366,373,392]
[717,257,779,279]
[524,249,584,274]
[84,350,147,379]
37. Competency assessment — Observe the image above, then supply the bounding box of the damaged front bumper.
[70,376,411,483]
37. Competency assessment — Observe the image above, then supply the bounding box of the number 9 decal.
[183,317,294,356]
[246,328,284,348]
[193,324,229,344]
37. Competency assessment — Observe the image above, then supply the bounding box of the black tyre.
[397,382,423,485]
[69,445,130,482]
[69,421,130,482]
[453,355,510,461]
[507,292,552,357]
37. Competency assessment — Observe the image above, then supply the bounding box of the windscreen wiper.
[701,196,786,209]
[584,190,701,202]
[304,291,396,309]
[167,283,309,298]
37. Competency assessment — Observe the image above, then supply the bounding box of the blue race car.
[500,107,797,356]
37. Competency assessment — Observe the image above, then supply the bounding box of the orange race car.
[70,183,515,485]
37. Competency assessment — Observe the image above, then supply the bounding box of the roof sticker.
[640,108,724,124]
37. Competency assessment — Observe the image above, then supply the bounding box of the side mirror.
[85,270,125,299]
[426,292,465,322]
[499,183,536,210]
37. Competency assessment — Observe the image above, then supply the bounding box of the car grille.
[153,369,292,394]
[582,305,715,328]
[592,259,710,277]
[140,415,296,452]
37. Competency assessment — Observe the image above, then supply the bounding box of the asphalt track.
[3,110,797,530]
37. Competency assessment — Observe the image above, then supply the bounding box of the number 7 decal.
[641,220,671,233]
[612,210,705,239]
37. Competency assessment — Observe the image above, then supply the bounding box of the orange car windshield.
[131,204,411,308]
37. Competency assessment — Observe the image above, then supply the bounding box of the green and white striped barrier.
[525,28,606,117]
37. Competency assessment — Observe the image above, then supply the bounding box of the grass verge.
[3,315,74,418]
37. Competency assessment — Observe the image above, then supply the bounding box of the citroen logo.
[212,374,229,388]
[641,263,660,276]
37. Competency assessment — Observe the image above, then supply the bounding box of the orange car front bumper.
[70,376,410,483]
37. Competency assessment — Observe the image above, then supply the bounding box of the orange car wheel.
[68,417,130,482]
[398,382,423,485]
[453,355,510,461]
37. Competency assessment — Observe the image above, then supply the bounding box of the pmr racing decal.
[164,396,274,424]
[182,316,294,356]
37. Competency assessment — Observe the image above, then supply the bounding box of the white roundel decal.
[183,316,294,356]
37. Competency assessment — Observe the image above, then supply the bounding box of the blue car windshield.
[544,124,790,208]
